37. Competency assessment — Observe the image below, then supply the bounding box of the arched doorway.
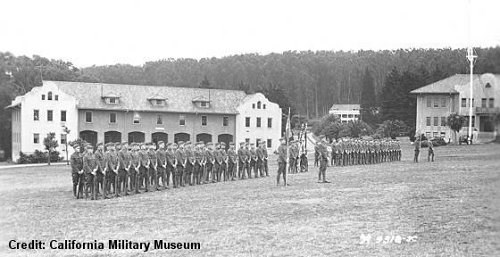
[152,132,168,145]
[218,134,233,150]
[104,131,122,143]
[128,131,145,143]
[80,130,98,146]
[196,133,212,144]
[174,133,190,143]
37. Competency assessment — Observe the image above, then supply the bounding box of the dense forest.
[1,47,500,158]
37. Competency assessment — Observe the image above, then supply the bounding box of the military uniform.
[70,147,84,199]
[276,138,287,186]
[193,143,203,185]
[256,143,265,177]
[249,143,258,178]
[237,143,247,179]
[427,141,434,162]
[82,146,97,200]
[213,143,222,182]
[94,145,107,198]
[166,143,177,188]
[318,141,328,183]
[227,143,237,180]
[138,144,150,192]
[147,144,159,190]
[156,142,168,189]
[185,141,195,186]
[220,142,228,182]
[118,144,132,196]
[175,142,186,187]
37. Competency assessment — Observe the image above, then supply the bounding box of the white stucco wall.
[235,93,282,152]
[12,81,79,161]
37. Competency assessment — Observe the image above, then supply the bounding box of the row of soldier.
[70,140,270,200]
[314,138,402,167]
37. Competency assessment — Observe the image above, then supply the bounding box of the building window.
[440,132,446,138]
[441,117,446,126]
[471,98,475,107]
[200,102,208,107]
[268,118,272,128]
[55,95,59,101]
[256,117,261,127]
[109,98,116,104]
[85,111,92,123]
[48,91,52,100]
[201,115,207,126]
[34,133,39,144]
[485,83,491,88]
[156,114,162,125]
[426,117,431,126]
[223,116,229,126]
[461,98,466,107]
[33,110,39,121]
[489,98,494,108]
[61,134,67,144]
[41,94,45,100]
[245,138,250,143]
[133,113,141,124]
[463,116,476,127]
[425,132,431,138]
[110,113,117,123]
[433,117,438,126]
[441,98,447,107]
[61,110,66,122]
[433,98,439,108]
[482,98,487,108]
[348,114,353,118]
[426,97,432,107]
[342,114,347,118]
[252,104,255,109]
[179,115,186,126]
[267,139,272,148]
[257,101,261,109]
[433,132,439,138]
[245,117,250,127]
[47,110,53,121]
[263,104,266,109]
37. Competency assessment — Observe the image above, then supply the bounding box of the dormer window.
[48,91,53,100]
[102,94,120,105]
[257,101,261,109]
[486,83,491,88]
[192,96,210,108]
[148,94,167,106]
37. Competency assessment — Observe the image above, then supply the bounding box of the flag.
[285,108,291,161]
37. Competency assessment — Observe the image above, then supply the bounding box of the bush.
[17,150,63,164]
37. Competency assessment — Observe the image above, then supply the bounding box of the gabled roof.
[48,81,247,114]
[329,104,360,111]
[411,74,469,94]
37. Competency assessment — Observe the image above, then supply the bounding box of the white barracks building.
[7,81,282,162]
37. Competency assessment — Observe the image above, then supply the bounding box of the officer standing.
[70,143,84,199]
[166,143,177,188]
[318,137,329,183]
[276,137,287,186]
[250,143,258,178]
[156,141,167,189]
[414,138,421,163]
[175,141,186,187]
[427,140,435,162]
[130,143,141,194]
[220,142,228,182]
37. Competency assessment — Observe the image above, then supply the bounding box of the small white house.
[7,81,79,161]
[329,104,361,123]
[235,93,282,151]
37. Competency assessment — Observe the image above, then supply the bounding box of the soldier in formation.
[327,138,401,167]
[70,138,288,199]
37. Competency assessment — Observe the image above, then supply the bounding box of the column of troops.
[70,140,270,200]
[314,138,402,167]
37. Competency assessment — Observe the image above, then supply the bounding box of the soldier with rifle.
[237,142,246,179]
[227,142,237,180]
[156,141,168,190]
[175,141,186,187]
[166,143,178,188]
[138,143,150,192]
[249,142,258,178]
[220,142,228,182]
[82,144,97,200]
[70,143,84,199]
[147,142,159,191]
[185,141,195,186]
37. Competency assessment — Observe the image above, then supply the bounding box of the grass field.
[1,141,499,256]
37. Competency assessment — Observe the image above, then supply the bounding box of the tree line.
[1,47,500,159]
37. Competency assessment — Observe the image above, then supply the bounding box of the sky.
[1,0,499,68]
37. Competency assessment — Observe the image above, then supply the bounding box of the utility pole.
[466,0,476,143]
